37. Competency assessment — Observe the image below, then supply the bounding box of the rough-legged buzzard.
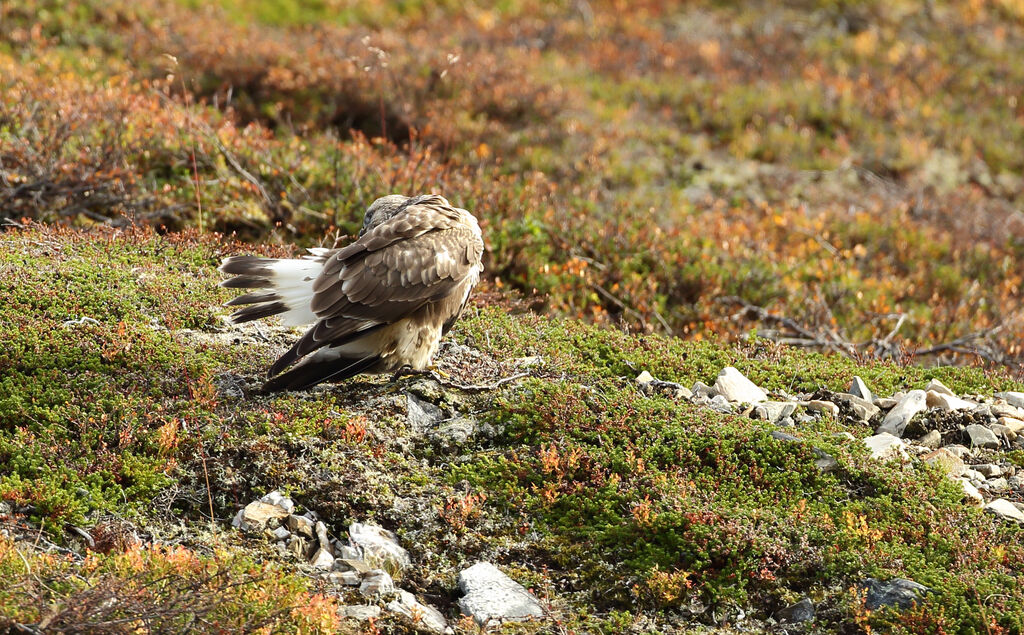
[220,194,484,392]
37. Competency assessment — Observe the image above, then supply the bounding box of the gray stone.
[921,449,965,477]
[407,393,445,433]
[833,393,880,422]
[806,400,839,418]
[924,378,955,396]
[266,525,291,542]
[337,558,373,574]
[287,536,310,559]
[752,401,797,423]
[943,444,972,459]
[864,433,907,461]
[457,562,544,626]
[770,430,800,443]
[691,381,716,399]
[995,391,1024,409]
[349,523,411,574]
[874,396,899,409]
[260,490,294,514]
[328,570,362,586]
[315,521,332,551]
[959,478,984,506]
[310,547,335,570]
[877,390,927,437]
[992,403,1024,419]
[776,597,815,623]
[235,500,292,530]
[965,424,1000,449]
[708,394,734,413]
[926,391,975,411]
[432,417,476,445]
[286,514,316,538]
[985,498,1024,522]
[974,463,1002,477]
[917,430,942,449]
[815,452,840,473]
[336,544,363,561]
[635,371,655,384]
[991,423,1015,441]
[986,477,1009,492]
[341,605,382,620]
[713,367,767,403]
[963,468,985,483]
[999,417,1024,435]
[359,569,396,597]
[850,376,874,403]
[862,578,929,610]
[387,589,450,634]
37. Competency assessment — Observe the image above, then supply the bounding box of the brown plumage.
[219,194,484,392]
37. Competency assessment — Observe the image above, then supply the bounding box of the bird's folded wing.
[268,199,483,377]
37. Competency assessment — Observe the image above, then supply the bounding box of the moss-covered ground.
[1,224,1022,633]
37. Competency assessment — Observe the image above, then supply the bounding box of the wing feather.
[269,196,483,377]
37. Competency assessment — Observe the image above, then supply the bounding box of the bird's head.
[360,194,410,236]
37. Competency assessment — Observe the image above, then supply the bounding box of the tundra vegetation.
[1,0,1023,632]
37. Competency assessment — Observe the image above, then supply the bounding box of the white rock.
[917,430,942,449]
[310,548,335,569]
[360,569,396,597]
[921,449,965,477]
[315,521,331,550]
[267,525,291,542]
[691,381,716,399]
[236,501,292,529]
[876,390,927,437]
[974,463,1002,477]
[327,570,362,586]
[924,379,955,396]
[874,397,899,409]
[986,477,1009,492]
[349,523,411,574]
[999,417,1024,434]
[863,433,908,461]
[341,605,382,620]
[752,401,797,423]
[925,391,975,411]
[995,391,1024,409]
[834,393,880,421]
[713,367,767,403]
[991,423,1015,441]
[635,371,655,384]
[286,514,315,538]
[958,478,984,506]
[993,403,1024,419]
[387,589,450,634]
[943,444,972,459]
[259,490,294,513]
[850,376,874,402]
[962,468,985,483]
[965,424,1000,449]
[806,400,840,418]
[985,498,1024,523]
[458,562,544,626]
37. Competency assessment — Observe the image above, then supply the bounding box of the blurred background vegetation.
[2,0,1022,371]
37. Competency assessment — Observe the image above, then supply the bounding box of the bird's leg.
[427,364,450,379]
[389,364,450,382]
[390,365,436,382]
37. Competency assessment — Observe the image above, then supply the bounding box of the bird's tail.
[219,250,329,326]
